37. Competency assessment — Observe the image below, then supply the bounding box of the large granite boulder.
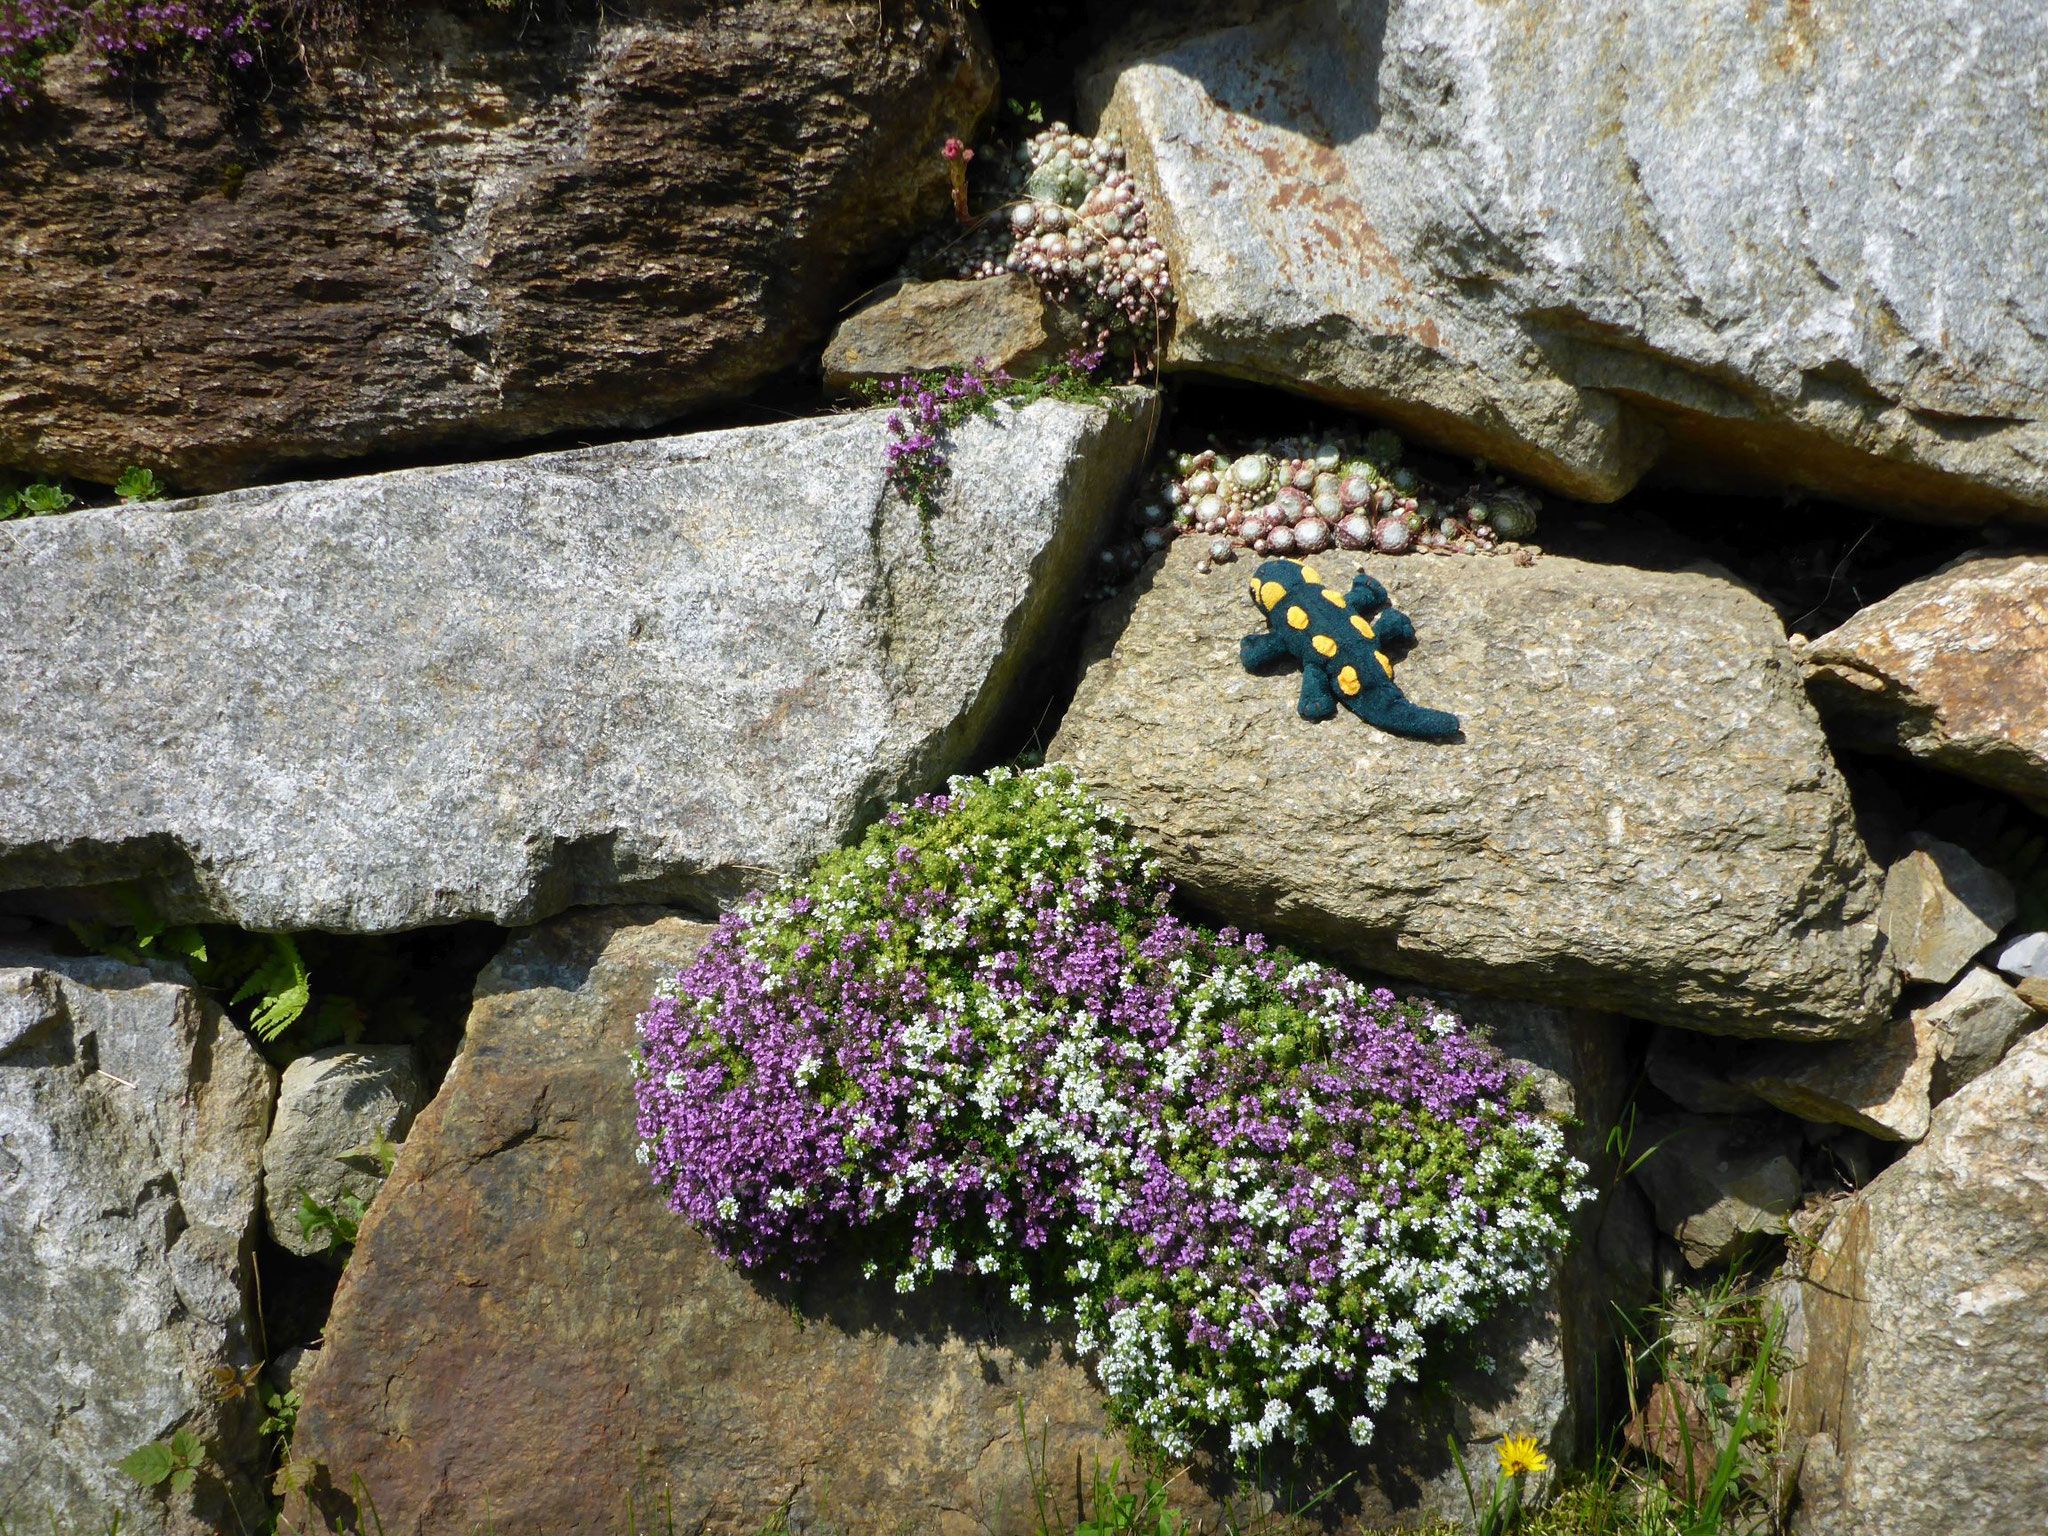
[0,394,1155,932]
[1805,554,2048,807]
[1784,1023,2048,1534]
[0,2,994,491]
[288,910,1630,1534]
[0,946,274,1534]
[1051,540,1896,1039]
[1081,1,2048,524]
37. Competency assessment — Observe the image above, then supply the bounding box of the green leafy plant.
[260,1385,301,1447]
[1,480,75,519]
[232,931,312,1040]
[116,1427,206,1498]
[114,466,167,502]
[296,1189,368,1252]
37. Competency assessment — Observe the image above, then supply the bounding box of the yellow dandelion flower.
[1497,1435,1549,1479]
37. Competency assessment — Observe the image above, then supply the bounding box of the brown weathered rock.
[287,909,1630,1534]
[1806,555,2048,806]
[1782,1028,2048,1533]
[822,275,1089,391]
[1050,539,1896,1039]
[1876,834,2015,985]
[0,4,994,491]
[1735,1011,1936,1143]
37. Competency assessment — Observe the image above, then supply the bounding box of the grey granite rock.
[1632,1116,1802,1269]
[1805,555,2048,806]
[1876,834,2015,985]
[1783,1028,2048,1534]
[1081,0,2048,524]
[1050,539,1896,1039]
[0,395,1155,932]
[0,948,273,1533]
[262,1046,427,1260]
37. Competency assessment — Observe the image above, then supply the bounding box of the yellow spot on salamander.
[1376,652,1395,679]
[1297,563,1322,585]
[1260,581,1287,610]
[1249,577,1262,600]
[1312,634,1339,657]
[1337,665,1362,697]
[1322,587,1348,608]
[1350,614,1375,639]
[1286,605,1310,630]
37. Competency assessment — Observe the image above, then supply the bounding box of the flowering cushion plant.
[635,768,1591,1459]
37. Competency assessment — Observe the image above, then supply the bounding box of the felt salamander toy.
[1240,559,1460,739]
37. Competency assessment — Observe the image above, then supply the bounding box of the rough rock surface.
[1919,967,2040,1100]
[822,275,1089,391]
[0,3,995,490]
[0,946,274,1533]
[1784,1026,2048,1534]
[1735,1013,1935,1143]
[288,910,1629,1534]
[1051,539,1895,1038]
[1805,555,2048,805]
[1080,1,2048,523]
[1631,1116,1801,1269]
[1876,835,2015,985]
[0,395,1155,932]
[262,1046,427,1259]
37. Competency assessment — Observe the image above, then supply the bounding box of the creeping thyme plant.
[636,768,1590,1460]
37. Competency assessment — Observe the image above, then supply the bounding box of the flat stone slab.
[0,396,1155,932]
[286,909,1631,1534]
[1051,539,1896,1039]
[822,275,1090,392]
[1082,1,2048,524]
[1805,554,2048,807]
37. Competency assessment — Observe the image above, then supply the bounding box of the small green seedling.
[115,467,167,502]
[1,480,74,519]
[117,1427,206,1497]
[296,1190,368,1252]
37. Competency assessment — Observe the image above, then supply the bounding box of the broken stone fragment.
[1734,1012,1937,1143]
[262,1045,428,1260]
[1876,834,2015,985]
[822,275,1092,392]
[1631,1115,1803,1269]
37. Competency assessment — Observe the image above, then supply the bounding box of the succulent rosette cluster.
[922,123,1174,374]
[1122,427,1542,575]
[635,768,1589,1459]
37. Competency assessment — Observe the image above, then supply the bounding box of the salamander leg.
[1240,631,1292,670]
[1297,664,1339,721]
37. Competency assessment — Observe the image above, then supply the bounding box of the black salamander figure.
[1239,559,1460,739]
